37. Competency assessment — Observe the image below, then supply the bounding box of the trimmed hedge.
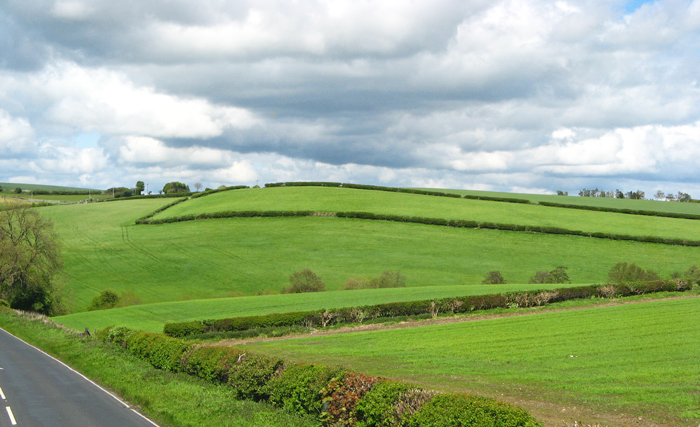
[538,201,700,220]
[164,281,690,339]
[99,327,541,426]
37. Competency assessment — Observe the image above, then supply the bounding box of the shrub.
[528,266,570,284]
[228,353,284,400]
[406,394,541,427]
[355,381,414,427]
[528,271,551,284]
[163,321,206,338]
[0,299,9,308]
[182,345,243,383]
[684,265,700,285]
[281,269,326,293]
[368,270,406,288]
[124,331,193,372]
[342,277,370,290]
[482,271,506,285]
[322,371,382,426]
[607,262,660,284]
[87,290,120,311]
[268,363,344,415]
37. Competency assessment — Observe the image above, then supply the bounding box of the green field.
[242,297,700,426]
[152,186,700,241]
[42,195,700,312]
[56,283,583,333]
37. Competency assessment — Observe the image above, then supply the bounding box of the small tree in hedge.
[282,269,326,293]
[482,271,506,284]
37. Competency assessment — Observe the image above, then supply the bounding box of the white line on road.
[0,387,5,400]
[6,406,17,425]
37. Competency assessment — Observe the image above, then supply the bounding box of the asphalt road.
[0,327,158,427]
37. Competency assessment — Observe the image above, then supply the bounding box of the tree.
[281,269,326,293]
[135,181,145,195]
[194,182,203,192]
[368,270,406,288]
[677,192,691,202]
[0,207,64,314]
[528,266,570,284]
[482,271,506,284]
[87,290,119,311]
[162,181,190,194]
[654,190,665,200]
[14,187,22,194]
[607,262,659,284]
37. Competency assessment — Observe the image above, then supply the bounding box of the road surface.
[0,327,158,427]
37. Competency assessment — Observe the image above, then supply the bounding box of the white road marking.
[6,406,17,425]
[0,387,5,400]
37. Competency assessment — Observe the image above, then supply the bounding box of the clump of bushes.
[482,271,506,284]
[342,271,406,290]
[281,269,326,294]
[87,290,142,311]
[528,266,570,284]
[607,262,659,284]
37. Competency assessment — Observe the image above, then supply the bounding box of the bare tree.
[194,182,203,192]
[0,207,64,314]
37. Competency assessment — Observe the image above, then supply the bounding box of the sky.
[0,0,699,196]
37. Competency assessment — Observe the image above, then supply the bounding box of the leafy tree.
[14,187,22,194]
[162,181,190,194]
[135,181,145,195]
[194,182,203,192]
[607,262,659,284]
[556,190,568,196]
[528,266,570,284]
[0,207,64,314]
[528,271,552,284]
[677,192,692,202]
[87,290,120,311]
[368,270,406,288]
[281,269,326,293]
[482,271,506,284]
[654,190,665,200]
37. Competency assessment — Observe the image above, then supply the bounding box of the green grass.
[42,195,700,313]
[0,309,318,427]
[0,182,102,192]
[55,283,582,333]
[241,297,700,426]
[152,187,700,241]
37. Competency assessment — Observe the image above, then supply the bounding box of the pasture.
[241,297,700,426]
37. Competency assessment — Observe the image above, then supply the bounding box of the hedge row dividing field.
[99,325,541,426]
[162,281,692,338]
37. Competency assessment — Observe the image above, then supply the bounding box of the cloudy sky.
[1,0,699,196]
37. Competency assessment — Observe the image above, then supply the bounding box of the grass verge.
[0,308,319,427]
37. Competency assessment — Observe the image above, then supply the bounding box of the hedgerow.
[537,201,700,220]
[98,326,541,426]
[163,280,690,339]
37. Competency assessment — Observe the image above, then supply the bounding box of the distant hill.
[0,182,103,192]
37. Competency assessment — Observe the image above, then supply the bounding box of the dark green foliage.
[407,394,541,427]
[322,371,382,426]
[163,320,206,337]
[0,299,9,308]
[228,353,284,400]
[87,290,120,311]
[124,331,193,372]
[162,181,190,194]
[528,266,570,284]
[14,187,22,194]
[355,381,414,427]
[607,262,660,284]
[482,271,506,285]
[281,269,326,294]
[268,364,344,415]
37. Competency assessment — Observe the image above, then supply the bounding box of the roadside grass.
[151,186,700,241]
[241,296,700,426]
[0,309,318,427]
[54,282,584,333]
[44,197,700,312]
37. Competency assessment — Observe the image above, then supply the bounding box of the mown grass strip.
[0,309,318,427]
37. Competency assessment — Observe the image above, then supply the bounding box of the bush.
[369,270,406,288]
[528,266,570,284]
[322,371,382,426]
[87,290,120,311]
[228,353,284,400]
[482,271,506,285]
[342,277,370,290]
[607,262,660,284]
[124,331,193,372]
[163,321,206,338]
[281,269,326,294]
[355,381,414,427]
[407,394,541,427]
[182,346,244,383]
[268,363,344,415]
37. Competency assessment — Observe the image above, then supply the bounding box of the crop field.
[55,282,580,333]
[152,186,700,241]
[241,297,700,426]
[42,196,700,312]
